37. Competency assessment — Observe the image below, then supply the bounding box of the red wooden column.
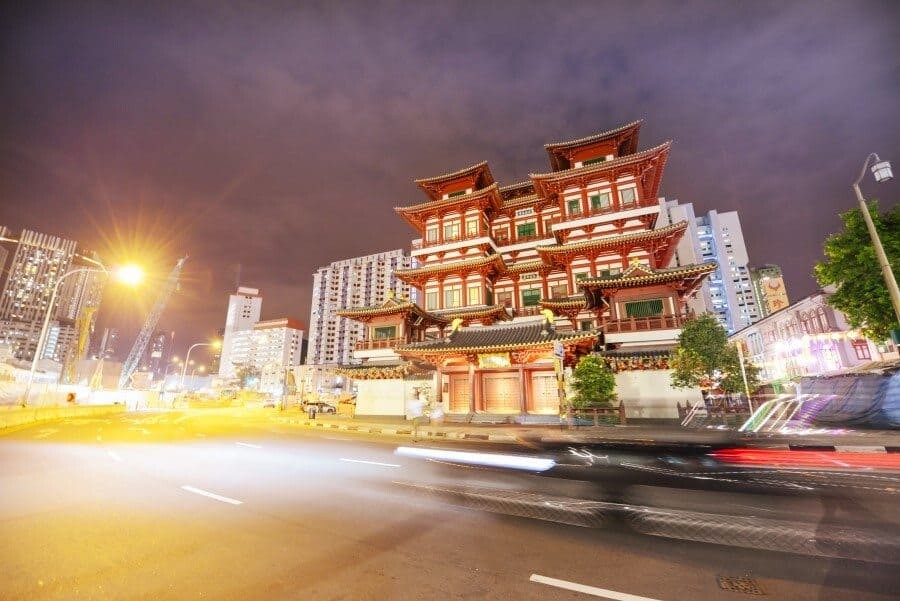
[468,362,476,414]
[518,364,527,414]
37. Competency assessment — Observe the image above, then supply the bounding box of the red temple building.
[336,121,715,420]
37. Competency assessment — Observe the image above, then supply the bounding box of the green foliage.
[670,313,761,393]
[570,355,617,409]
[814,201,900,341]
[234,364,260,390]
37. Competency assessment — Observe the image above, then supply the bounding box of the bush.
[570,355,617,410]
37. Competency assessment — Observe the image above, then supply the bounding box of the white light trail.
[396,447,555,472]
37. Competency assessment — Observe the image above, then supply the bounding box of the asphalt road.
[1,409,897,600]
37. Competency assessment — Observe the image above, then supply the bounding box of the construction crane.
[119,256,187,389]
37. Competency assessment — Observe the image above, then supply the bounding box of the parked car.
[302,401,337,414]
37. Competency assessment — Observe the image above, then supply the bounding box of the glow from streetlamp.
[211,339,222,350]
[115,264,144,286]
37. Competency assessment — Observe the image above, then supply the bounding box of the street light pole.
[180,343,218,391]
[852,153,900,325]
[22,265,108,406]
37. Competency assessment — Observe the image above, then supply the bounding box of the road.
[0,409,897,600]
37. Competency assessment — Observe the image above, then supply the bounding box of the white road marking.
[323,436,351,442]
[180,485,243,505]
[339,458,400,468]
[33,429,58,439]
[235,442,262,449]
[127,427,151,435]
[174,415,192,424]
[195,433,207,438]
[107,451,123,463]
[530,574,664,601]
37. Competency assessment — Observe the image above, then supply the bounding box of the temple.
[337,121,715,419]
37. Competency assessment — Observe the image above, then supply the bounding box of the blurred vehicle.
[302,400,337,414]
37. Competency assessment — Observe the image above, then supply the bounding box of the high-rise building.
[0,228,105,361]
[144,330,173,379]
[751,264,790,317]
[306,250,414,366]
[249,318,305,394]
[218,286,263,378]
[97,327,119,360]
[661,203,759,333]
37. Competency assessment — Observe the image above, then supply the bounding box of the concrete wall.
[0,404,127,431]
[355,377,436,418]
[614,369,702,419]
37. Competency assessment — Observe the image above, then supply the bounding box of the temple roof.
[544,121,643,171]
[539,295,587,310]
[531,142,671,198]
[414,161,495,200]
[394,253,507,285]
[335,296,449,324]
[395,321,597,355]
[535,220,688,259]
[429,304,512,322]
[579,262,718,289]
[505,260,550,274]
[395,183,502,230]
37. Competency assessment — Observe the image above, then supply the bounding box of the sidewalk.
[270,410,900,450]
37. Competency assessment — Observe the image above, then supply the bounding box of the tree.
[234,364,260,390]
[814,201,900,341]
[670,313,760,394]
[570,355,617,409]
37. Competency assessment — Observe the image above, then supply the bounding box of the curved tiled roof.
[394,253,506,278]
[531,142,671,181]
[335,298,449,323]
[540,296,587,309]
[505,260,548,274]
[429,304,512,321]
[414,160,491,185]
[578,262,717,288]
[395,321,597,355]
[395,182,501,214]
[544,120,643,150]
[536,220,688,255]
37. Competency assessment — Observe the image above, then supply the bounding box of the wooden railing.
[550,197,658,227]
[413,230,489,250]
[354,337,404,350]
[515,306,544,317]
[604,314,683,333]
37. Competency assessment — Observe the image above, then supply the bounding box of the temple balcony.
[352,337,405,360]
[550,197,660,234]
[410,232,496,256]
[603,314,686,345]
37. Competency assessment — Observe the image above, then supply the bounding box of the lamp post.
[20,261,144,406]
[180,341,220,391]
[852,153,900,327]
[22,266,107,406]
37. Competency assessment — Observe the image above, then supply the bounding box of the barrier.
[0,404,127,431]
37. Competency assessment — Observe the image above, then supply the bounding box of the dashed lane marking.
[235,442,262,449]
[529,574,665,600]
[339,458,400,468]
[33,429,58,439]
[127,427,151,435]
[108,451,123,463]
[180,485,243,505]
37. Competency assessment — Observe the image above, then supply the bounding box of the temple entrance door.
[449,375,470,413]
[530,372,558,414]
[482,372,519,413]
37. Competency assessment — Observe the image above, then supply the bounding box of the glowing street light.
[22,260,143,406]
[180,340,221,391]
[852,153,900,328]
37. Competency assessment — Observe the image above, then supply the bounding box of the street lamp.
[852,153,900,328]
[180,340,220,391]
[22,261,144,406]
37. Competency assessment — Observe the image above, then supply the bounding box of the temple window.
[567,199,582,216]
[624,299,664,318]
[551,284,568,299]
[619,187,637,207]
[373,325,397,340]
[426,227,438,243]
[582,156,607,166]
[465,219,479,236]
[516,222,536,240]
[589,192,611,211]
[579,319,594,331]
[443,221,460,241]
[448,190,466,198]
[496,291,512,307]
[521,288,541,307]
[852,340,871,360]
[444,286,462,308]
[467,285,481,305]
[425,291,439,310]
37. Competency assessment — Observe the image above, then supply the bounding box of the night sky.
[1,1,898,360]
